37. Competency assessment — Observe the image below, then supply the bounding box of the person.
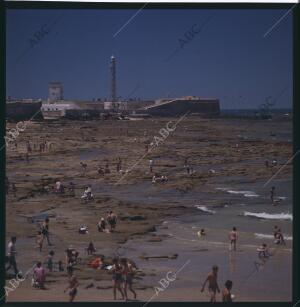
[80,162,87,173]
[265,160,269,168]
[36,231,44,252]
[11,183,17,197]
[229,227,238,251]
[98,166,104,176]
[26,140,32,153]
[152,174,157,183]
[112,258,125,300]
[64,275,79,302]
[105,163,111,174]
[6,236,19,277]
[274,228,286,245]
[222,280,233,302]
[121,258,137,300]
[68,182,75,196]
[257,243,271,259]
[98,218,106,232]
[272,159,278,167]
[201,265,220,302]
[149,159,153,173]
[55,181,61,193]
[81,186,93,202]
[47,250,55,272]
[117,157,122,172]
[33,262,46,289]
[66,248,76,277]
[42,218,52,245]
[87,242,96,255]
[78,225,88,234]
[58,260,64,272]
[270,186,275,205]
[273,225,279,240]
[110,211,117,232]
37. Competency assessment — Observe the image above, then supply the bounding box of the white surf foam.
[227,190,259,197]
[254,233,293,240]
[244,211,293,221]
[196,206,216,214]
[216,188,259,197]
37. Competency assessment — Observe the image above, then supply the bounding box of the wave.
[216,188,259,198]
[196,206,216,214]
[244,211,293,221]
[254,233,293,240]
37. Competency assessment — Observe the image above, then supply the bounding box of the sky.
[6,8,293,109]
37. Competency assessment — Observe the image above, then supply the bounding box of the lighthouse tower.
[110,55,117,102]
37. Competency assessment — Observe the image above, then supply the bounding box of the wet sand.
[5,116,292,302]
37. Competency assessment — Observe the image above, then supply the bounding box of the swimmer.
[201,265,220,302]
[197,229,206,237]
[270,186,275,205]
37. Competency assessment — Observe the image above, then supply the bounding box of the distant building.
[49,82,64,102]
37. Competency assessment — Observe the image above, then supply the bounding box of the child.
[97,218,106,232]
[229,227,238,251]
[222,280,233,302]
[201,265,220,302]
[36,231,44,252]
[33,262,46,289]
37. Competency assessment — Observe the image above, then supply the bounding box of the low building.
[6,99,43,121]
[143,96,220,117]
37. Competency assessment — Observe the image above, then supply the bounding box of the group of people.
[201,265,233,302]
[97,211,118,233]
[111,258,137,301]
[152,174,168,183]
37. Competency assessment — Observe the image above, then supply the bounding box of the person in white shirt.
[6,236,19,276]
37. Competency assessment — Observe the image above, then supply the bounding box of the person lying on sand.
[201,265,220,302]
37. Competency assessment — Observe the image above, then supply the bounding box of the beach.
[5,115,292,302]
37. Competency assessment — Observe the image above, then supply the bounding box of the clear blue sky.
[6,8,293,109]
